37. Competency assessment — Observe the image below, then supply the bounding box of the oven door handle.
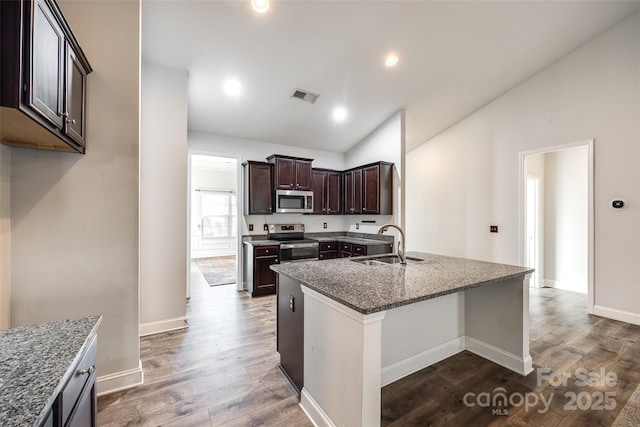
[279,243,319,250]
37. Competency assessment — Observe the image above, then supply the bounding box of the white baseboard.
[544,279,559,288]
[139,316,188,337]
[593,305,640,326]
[97,360,144,396]
[300,388,336,427]
[465,336,533,376]
[381,337,465,386]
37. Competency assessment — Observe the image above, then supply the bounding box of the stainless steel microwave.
[275,190,314,213]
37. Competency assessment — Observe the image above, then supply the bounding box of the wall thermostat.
[610,199,628,210]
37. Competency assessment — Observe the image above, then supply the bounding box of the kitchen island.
[0,315,102,426]
[272,252,533,427]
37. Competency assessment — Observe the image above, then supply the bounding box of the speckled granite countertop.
[242,234,391,247]
[314,236,391,246]
[0,315,102,426]
[242,239,281,246]
[271,252,533,314]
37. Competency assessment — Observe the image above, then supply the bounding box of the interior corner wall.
[406,12,640,322]
[345,110,405,227]
[140,62,188,333]
[0,145,10,329]
[10,0,141,388]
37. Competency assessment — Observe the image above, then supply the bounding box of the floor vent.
[291,89,319,104]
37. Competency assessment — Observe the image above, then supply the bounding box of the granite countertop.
[271,252,533,314]
[314,236,391,246]
[0,315,102,426]
[242,239,281,246]
[243,235,391,246]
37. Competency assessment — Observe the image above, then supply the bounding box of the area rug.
[194,256,236,286]
[612,383,640,426]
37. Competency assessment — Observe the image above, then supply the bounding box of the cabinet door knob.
[78,366,95,376]
[66,118,76,124]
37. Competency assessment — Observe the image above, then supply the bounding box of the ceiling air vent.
[291,88,319,104]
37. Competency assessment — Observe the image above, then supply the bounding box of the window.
[201,191,237,238]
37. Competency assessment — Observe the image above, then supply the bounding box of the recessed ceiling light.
[251,0,270,13]
[385,53,399,67]
[223,78,242,97]
[332,107,348,122]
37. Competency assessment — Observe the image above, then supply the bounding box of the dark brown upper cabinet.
[0,0,92,153]
[343,168,363,214]
[311,168,342,215]
[267,155,313,191]
[243,161,274,215]
[344,161,393,215]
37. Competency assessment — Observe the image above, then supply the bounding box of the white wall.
[406,12,640,323]
[10,0,142,392]
[0,145,10,329]
[544,147,588,293]
[140,62,188,335]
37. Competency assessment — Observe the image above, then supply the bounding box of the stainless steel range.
[268,224,319,262]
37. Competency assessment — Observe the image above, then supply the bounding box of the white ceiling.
[142,1,640,154]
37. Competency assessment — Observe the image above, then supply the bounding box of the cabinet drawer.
[62,334,97,423]
[353,245,366,255]
[340,243,352,252]
[255,246,279,257]
[319,251,337,260]
[319,242,337,251]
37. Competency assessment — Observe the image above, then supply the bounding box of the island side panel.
[464,274,533,375]
[381,292,465,386]
[300,286,386,427]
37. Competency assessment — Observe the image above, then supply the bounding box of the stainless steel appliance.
[267,224,319,261]
[275,190,314,214]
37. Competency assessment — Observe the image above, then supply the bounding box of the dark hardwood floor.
[382,288,640,426]
[97,262,311,426]
[98,265,640,426]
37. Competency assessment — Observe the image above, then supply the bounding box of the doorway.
[187,152,242,298]
[520,139,594,313]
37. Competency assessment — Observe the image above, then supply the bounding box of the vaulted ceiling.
[142,1,640,153]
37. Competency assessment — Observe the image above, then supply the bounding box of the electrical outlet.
[263,224,269,231]
[249,224,253,231]
[323,223,327,229]
[490,225,498,233]
[356,223,359,229]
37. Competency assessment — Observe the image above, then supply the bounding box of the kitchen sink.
[352,255,424,266]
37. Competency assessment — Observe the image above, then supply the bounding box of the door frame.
[525,175,541,287]
[187,150,243,298]
[518,139,594,313]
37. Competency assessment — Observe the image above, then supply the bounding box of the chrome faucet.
[378,223,406,264]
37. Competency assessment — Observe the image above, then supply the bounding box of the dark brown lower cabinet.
[43,334,97,427]
[244,244,279,296]
[338,242,393,258]
[277,274,304,394]
[318,241,338,260]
